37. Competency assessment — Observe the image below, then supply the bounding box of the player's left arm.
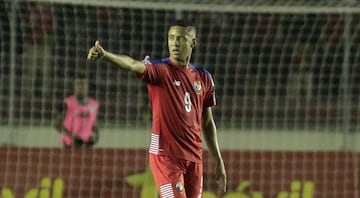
[202,107,227,192]
[91,125,100,143]
[82,125,99,147]
[87,102,100,146]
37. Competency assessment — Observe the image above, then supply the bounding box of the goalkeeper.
[54,72,100,148]
[88,19,226,198]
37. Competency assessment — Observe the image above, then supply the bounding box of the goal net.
[0,0,359,197]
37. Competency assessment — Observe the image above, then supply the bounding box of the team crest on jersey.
[79,111,90,118]
[193,81,202,93]
[175,182,184,192]
[89,105,96,113]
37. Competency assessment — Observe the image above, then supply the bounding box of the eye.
[178,36,187,42]
[168,35,175,40]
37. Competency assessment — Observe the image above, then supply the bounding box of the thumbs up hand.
[87,40,105,60]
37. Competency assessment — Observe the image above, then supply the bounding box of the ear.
[191,38,197,48]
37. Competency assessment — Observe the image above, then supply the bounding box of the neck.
[76,96,88,104]
[170,57,190,68]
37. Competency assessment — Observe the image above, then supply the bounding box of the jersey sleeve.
[136,59,167,84]
[203,74,216,108]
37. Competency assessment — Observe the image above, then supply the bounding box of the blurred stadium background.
[0,0,359,197]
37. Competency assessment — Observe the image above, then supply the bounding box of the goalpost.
[0,0,359,197]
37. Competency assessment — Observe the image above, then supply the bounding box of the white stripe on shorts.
[160,183,174,198]
[149,133,159,154]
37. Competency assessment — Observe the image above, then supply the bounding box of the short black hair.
[170,19,197,37]
[171,19,190,27]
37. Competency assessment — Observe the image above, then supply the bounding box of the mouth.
[172,49,180,55]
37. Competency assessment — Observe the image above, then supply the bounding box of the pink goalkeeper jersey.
[137,57,216,163]
[61,95,99,146]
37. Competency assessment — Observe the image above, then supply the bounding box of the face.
[74,79,88,99]
[168,26,196,63]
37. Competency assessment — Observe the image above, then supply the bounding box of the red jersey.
[137,58,216,163]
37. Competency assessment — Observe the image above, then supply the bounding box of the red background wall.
[0,147,359,198]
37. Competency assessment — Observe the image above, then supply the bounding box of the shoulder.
[88,97,100,106]
[144,57,170,66]
[190,64,213,80]
[65,94,75,99]
[64,95,76,104]
[143,58,171,77]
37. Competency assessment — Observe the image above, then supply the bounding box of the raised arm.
[202,107,227,192]
[87,40,146,74]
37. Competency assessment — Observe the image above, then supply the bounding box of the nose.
[174,39,180,46]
